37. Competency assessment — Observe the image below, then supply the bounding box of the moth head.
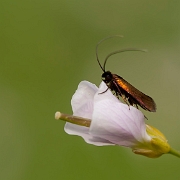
[102,71,113,84]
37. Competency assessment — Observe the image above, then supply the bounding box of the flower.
[55,81,180,158]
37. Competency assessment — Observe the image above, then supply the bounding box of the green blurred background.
[1,0,180,179]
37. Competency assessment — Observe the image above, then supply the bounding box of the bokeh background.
[1,0,180,179]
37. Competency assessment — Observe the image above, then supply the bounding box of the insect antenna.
[96,35,123,72]
[103,48,147,71]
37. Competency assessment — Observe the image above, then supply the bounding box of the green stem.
[55,111,91,127]
[168,148,180,158]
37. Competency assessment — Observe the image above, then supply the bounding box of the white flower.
[64,81,151,147]
[55,81,180,158]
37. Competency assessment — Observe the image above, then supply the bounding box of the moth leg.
[113,81,122,96]
[133,103,138,109]
[132,103,148,120]
[98,87,109,94]
[121,95,131,109]
[113,81,131,107]
[110,90,119,98]
[110,82,122,99]
[144,115,148,120]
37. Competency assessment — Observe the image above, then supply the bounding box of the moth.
[96,36,156,112]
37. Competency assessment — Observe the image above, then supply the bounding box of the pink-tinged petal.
[65,81,151,147]
[90,82,151,147]
[65,81,113,146]
[64,123,114,146]
[71,81,98,119]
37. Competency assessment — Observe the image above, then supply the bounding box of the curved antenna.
[103,48,147,71]
[96,35,123,72]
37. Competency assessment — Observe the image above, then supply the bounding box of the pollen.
[55,111,61,120]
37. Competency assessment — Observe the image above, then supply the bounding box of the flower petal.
[65,81,151,148]
[90,82,151,147]
[64,123,114,146]
[65,81,113,146]
[71,81,98,119]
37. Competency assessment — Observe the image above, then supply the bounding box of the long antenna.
[96,35,123,72]
[103,48,147,71]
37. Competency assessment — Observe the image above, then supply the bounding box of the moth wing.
[113,74,156,112]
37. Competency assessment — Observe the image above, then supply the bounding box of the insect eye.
[106,74,112,82]
[106,75,111,79]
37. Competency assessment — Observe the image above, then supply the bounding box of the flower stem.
[168,148,180,158]
[55,111,91,127]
